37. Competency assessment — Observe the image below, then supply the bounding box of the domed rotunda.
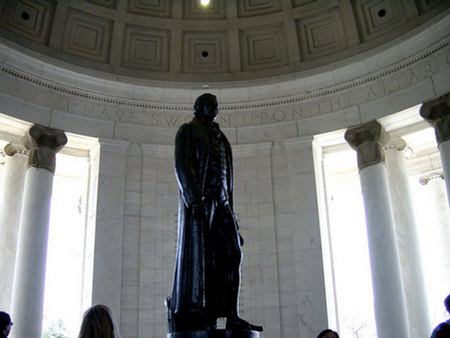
[0,1,449,338]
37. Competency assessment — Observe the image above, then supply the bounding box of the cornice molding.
[0,36,449,112]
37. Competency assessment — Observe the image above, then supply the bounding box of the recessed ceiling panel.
[182,31,229,72]
[0,0,446,82]
[240,23,289,71]
[128,0,172,18]
[122,24,170,71]
[415,0,444,13]
[353,0,406,41]
[237,0,281,18]
[296,7,347,60]
[292,0,317,7]
[87,0,117,9]
[0,0,55,43]
[62,8,113,63]
[183,0,226,20]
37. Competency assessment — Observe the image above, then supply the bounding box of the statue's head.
[193,93,218,120]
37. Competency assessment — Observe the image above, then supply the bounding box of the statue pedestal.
[167,330,260,338]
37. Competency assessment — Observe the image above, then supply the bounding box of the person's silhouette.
[430,295,450,338]
[317,329,339,338]
[0,312,12,338]
[78,304,121,338]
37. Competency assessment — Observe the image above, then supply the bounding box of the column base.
[167,329,260,338]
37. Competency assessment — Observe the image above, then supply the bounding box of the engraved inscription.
[65,51,447,128]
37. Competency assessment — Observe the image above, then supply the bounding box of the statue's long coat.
[170,116,235,317]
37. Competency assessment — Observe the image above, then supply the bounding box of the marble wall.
[82,136,327,338]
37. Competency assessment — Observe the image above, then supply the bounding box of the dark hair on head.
[78,304,120,338]
[317,329,339,338]
[0,312,11,330]
[445,294,450,310]
[193,93,217,115]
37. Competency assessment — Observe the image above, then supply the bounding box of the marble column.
[10,125,67,338]
[384,138,429,338]
[0,143,28,311]
[345,121,409,338]
[420,93,450,206]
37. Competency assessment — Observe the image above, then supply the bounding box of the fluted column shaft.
[384,139,429,338]
[345,121,409,338]
[420,94,450,206]
[0,144,28,311]
[10,125,67,338]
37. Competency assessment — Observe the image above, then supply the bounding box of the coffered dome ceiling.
[0,0,448,84]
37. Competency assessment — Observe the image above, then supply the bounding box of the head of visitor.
[317,329,339,338]
[0,312,12,338]
[78,304,121,338]
[445,294,450,313]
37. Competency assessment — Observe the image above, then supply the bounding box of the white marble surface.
[0,152,27,312]
[91,141,129,323]
[438,140,450,206]
[10,167,54,338]
[385,145,430,338]
[284,139,328,337]
[359,163,409,338]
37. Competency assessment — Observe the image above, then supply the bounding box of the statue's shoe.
[226,317,263,332]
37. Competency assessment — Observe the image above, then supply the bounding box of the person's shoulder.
[176,121,193,133]
[439,321,450,329]
[434,322,450,337]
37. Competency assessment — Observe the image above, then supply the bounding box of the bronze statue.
[167,93,263,334]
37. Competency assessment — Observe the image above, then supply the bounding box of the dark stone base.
[167,329,260,338]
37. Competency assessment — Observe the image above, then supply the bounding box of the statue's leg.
[204,198,219,329]
[218,204,264,332]
[215,204,243,316]
[169,199,219,332]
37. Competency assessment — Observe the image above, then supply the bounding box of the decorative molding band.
[1,37,449,112]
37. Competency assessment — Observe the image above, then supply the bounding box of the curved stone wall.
[1,11,449,146]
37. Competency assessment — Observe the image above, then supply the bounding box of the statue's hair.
[78,304,121,338]
[193,93,217,115]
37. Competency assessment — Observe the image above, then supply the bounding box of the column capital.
[384,138,407,152]
[420,93,450,145]
[345,120,390,171]
[1,143,28,157]
[21,124,67,173]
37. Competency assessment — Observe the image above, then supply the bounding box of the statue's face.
[195,95,218,119]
